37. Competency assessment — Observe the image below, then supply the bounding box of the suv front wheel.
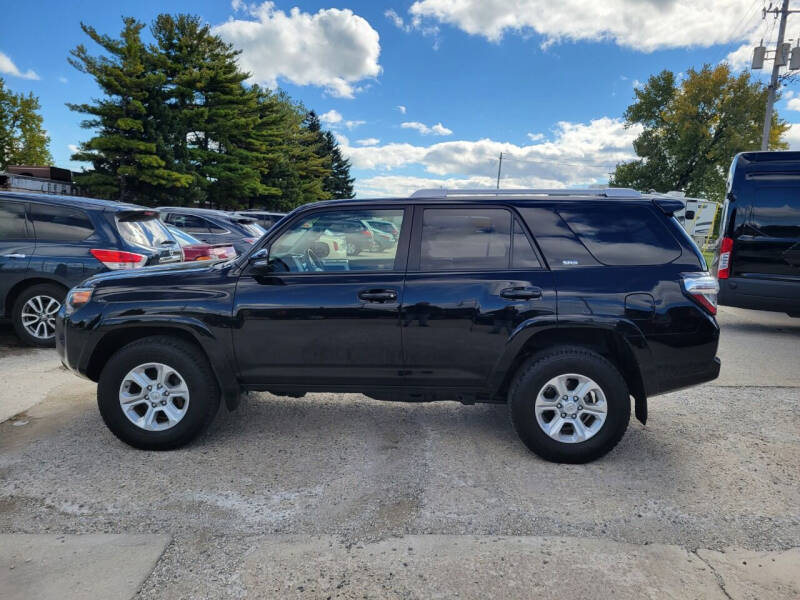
[97,336,220,450]
[509,347,630,463]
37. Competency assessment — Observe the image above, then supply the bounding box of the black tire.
[11,283,66,348]
[97,336,220,450]
[508,347,630,464]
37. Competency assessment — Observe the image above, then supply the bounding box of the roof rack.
[409,188,642,199]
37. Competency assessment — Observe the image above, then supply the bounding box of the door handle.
[358,289,398,303]
[500,286,542,300]
[2,253,26,259]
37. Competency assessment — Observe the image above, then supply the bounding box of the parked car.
[366,218,400,243]
[165,225,237,262]
[57,188,720,463]
[233,210,285,231]
[714,151,800,317]
[323,218,383,255]
[158,207,265,255]
[1,191,181,347]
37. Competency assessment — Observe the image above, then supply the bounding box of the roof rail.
[409,188,641,199]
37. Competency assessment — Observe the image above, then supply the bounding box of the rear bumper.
[653,356,721,396]
[719,276,800,314]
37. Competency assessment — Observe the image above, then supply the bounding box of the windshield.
[116,216,173,248]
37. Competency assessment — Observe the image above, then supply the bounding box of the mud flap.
[634,394,647,425]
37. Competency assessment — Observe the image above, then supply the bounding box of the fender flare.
[489,315,652,424]
[86,315,241,410]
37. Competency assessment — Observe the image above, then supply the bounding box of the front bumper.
[55,307,98,380]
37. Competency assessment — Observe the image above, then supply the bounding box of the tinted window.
[117,217,172,248]
[558,205,681,266]
[167,214,212,233]
[0,200,29,239]
[30,203,94,242]
[512,219,541,268]
[750,186,800,238]
[269,209,404,273]
[420,208,511,271]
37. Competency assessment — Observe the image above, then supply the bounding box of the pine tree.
[151,14,273,209]
[68,18,192,202]
[0,78,53,169]
[322,131,355,199]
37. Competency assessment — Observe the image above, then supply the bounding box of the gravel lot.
[0,306,798,598]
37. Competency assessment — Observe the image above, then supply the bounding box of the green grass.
[702,250,715,267]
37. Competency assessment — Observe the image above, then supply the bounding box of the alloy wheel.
[534,373,608,443]
[118,362,191,431]
[20,295,61,340]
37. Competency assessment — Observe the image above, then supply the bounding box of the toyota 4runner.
[56,188,721,463]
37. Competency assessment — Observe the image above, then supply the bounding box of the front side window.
[0,200,29,240]
[267,209,405,273]
[30,203,94,242]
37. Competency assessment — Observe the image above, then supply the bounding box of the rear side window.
[558,205,681,266]
[167,214,213,233]
[236,220,265,237]
[0,200,30,239]
[117,217,172,248]
[750,186,800,238]
[419,208,539,271]
[30,203,94,242]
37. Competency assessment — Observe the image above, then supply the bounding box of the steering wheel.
[306,247,324,271]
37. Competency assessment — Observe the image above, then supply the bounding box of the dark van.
[716,151,800,316]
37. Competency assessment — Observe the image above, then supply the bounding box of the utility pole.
[496,152,503,189]
[762,0,791,150]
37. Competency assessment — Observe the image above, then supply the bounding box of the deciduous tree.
[0,78,52,169]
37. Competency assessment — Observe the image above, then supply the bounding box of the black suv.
[1,192,181,347]
[715,151,800,316]
[57,189,721,463]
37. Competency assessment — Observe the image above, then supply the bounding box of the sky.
[2,0,800,198]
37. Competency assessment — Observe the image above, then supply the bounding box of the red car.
[166,225,237,262]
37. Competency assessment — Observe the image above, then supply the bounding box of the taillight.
[362,230,372,237]
[242,237,258,244]
[333,241,339,251]
[90,249,147,270]
[682,272,719,315]
[716,236,733,279]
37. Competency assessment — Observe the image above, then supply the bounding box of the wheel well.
[86,327,204,382]
[4,278,68,316]
[499,327,647,418]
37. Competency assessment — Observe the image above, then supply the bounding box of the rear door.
[735,184,800,280]
[0,198,34,315]
[400,205,557,389]
[27,202,96,286]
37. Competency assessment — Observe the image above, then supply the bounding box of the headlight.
[65,288,93,315]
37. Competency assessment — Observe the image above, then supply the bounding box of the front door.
[0,199,35,314]
[401,206,557,389]
[232,206,410,389]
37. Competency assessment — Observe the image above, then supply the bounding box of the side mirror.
[249,248,270,272]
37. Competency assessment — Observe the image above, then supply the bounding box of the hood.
[82,258,233,288]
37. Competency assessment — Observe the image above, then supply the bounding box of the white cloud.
[396,105,407,114]
[356,138,380,146]
[0,51,39,80]
[58,76,68,84]
[213,2,381,98]
[385,9,410,32]
[784,124,800,149]
[345,117,642,196]
[401,121,453,136]
[320,109,365,129]
[527,132,545,142]
[408,0,761,51]
[787,98,800,112]
[67,144,80,154]
[320,110,343,125]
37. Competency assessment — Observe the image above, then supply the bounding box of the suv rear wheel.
[11,283,66,348]
[509,347,630,463]
[97,336,220,450]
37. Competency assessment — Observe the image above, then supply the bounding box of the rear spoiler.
[652,198,685,216]
[116,209,161,222]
